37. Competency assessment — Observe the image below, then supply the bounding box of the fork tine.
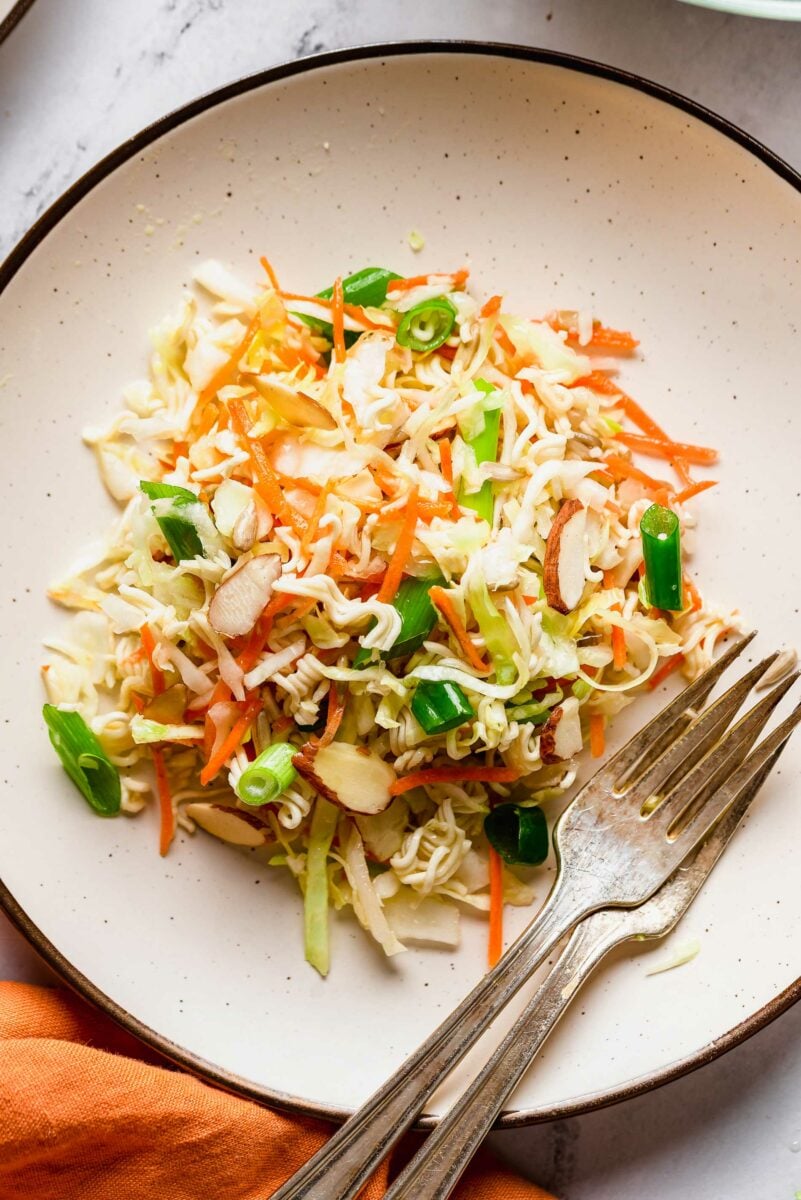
[671,699,801,856]
[604,632,757,786]
[654,672,799,834]
[673,740,787,887]
[620,652,779,807]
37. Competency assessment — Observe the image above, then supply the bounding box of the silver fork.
[273,637,794,1200]
[383,724,796,1200]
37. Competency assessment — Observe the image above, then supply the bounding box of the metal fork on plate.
[274,635,801,1200]
[382,735,791,1199]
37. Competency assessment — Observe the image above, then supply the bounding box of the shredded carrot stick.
[235,616,272,674]
[273,345,308,373]
[589,713,606,759]
[187,677,231,717]
[488,847,504,968]
[196,679,234,760]
[200,698,262,786]
[604,454,675,496]
[229,398,293,523]
[438,439,462,519]
[262,592,300,622]
[260,254,281,292]
[480,294,503,319]
[140,625,165,696]
[151,747,175,857]
[377,498,452,526]
[417,497,455,524]
[615,431,718,466]
[674,479,718,504]
[300,483,331,555]
[610,623,627,671]
[376,486,419,604]
[649,653,686,690]
[389,765,521,797]
[590,469,616,488]
[582,325,639,354]
[579,372,694,488]
[603,571,627,668]
[194,309,262,415]
[275,597,318,627]
[195,401,221,440]
[387,267,469,294]
[576,370,620,396]
[386,273,431,293]
[429,585,490,674]
[494,325,518,359]
[331,277,346,364]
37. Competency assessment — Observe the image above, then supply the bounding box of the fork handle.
[384,909,627,1200]
[271,881,589,1200]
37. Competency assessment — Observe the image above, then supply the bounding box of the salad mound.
[42,257,736,975]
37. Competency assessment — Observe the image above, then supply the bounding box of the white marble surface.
[2,1,801,1196]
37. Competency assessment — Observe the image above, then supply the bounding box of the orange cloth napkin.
[0,981,555,1200]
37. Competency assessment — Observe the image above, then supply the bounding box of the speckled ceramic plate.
[1,43,800,1126]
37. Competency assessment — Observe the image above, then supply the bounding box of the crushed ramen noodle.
[41,258,736,974]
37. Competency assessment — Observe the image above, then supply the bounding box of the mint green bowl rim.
[681,0,801,18]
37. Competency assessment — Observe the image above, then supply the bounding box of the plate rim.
[1,39,800,1129]
[0,0,35,46]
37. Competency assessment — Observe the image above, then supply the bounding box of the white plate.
[1,44,800,1125]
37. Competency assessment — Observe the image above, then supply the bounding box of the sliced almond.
[231,501,258,552]
[293,742,397,815]
[540,696,583,764]
[543,500,587,614]
[755,647,798,692]
[252,375,336,430]
[184,802,269,847]
[355,797,409,862]
[209,554,282,638]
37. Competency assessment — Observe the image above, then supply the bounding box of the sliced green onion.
[505,690,562,724]
[571,678,594,700]
[484,802,548,866]
[318,266,401,309]
[411,680,474,735]
[43,704,121,816]
[140,480,205,563]
[295,267,402,347]
[354,575,443,668]
[465,572,518,685]
[640,503,683,611]
[458,379,501,525]
[235,743,297,807]
[396,297,457,353]
[304,796,340,977]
